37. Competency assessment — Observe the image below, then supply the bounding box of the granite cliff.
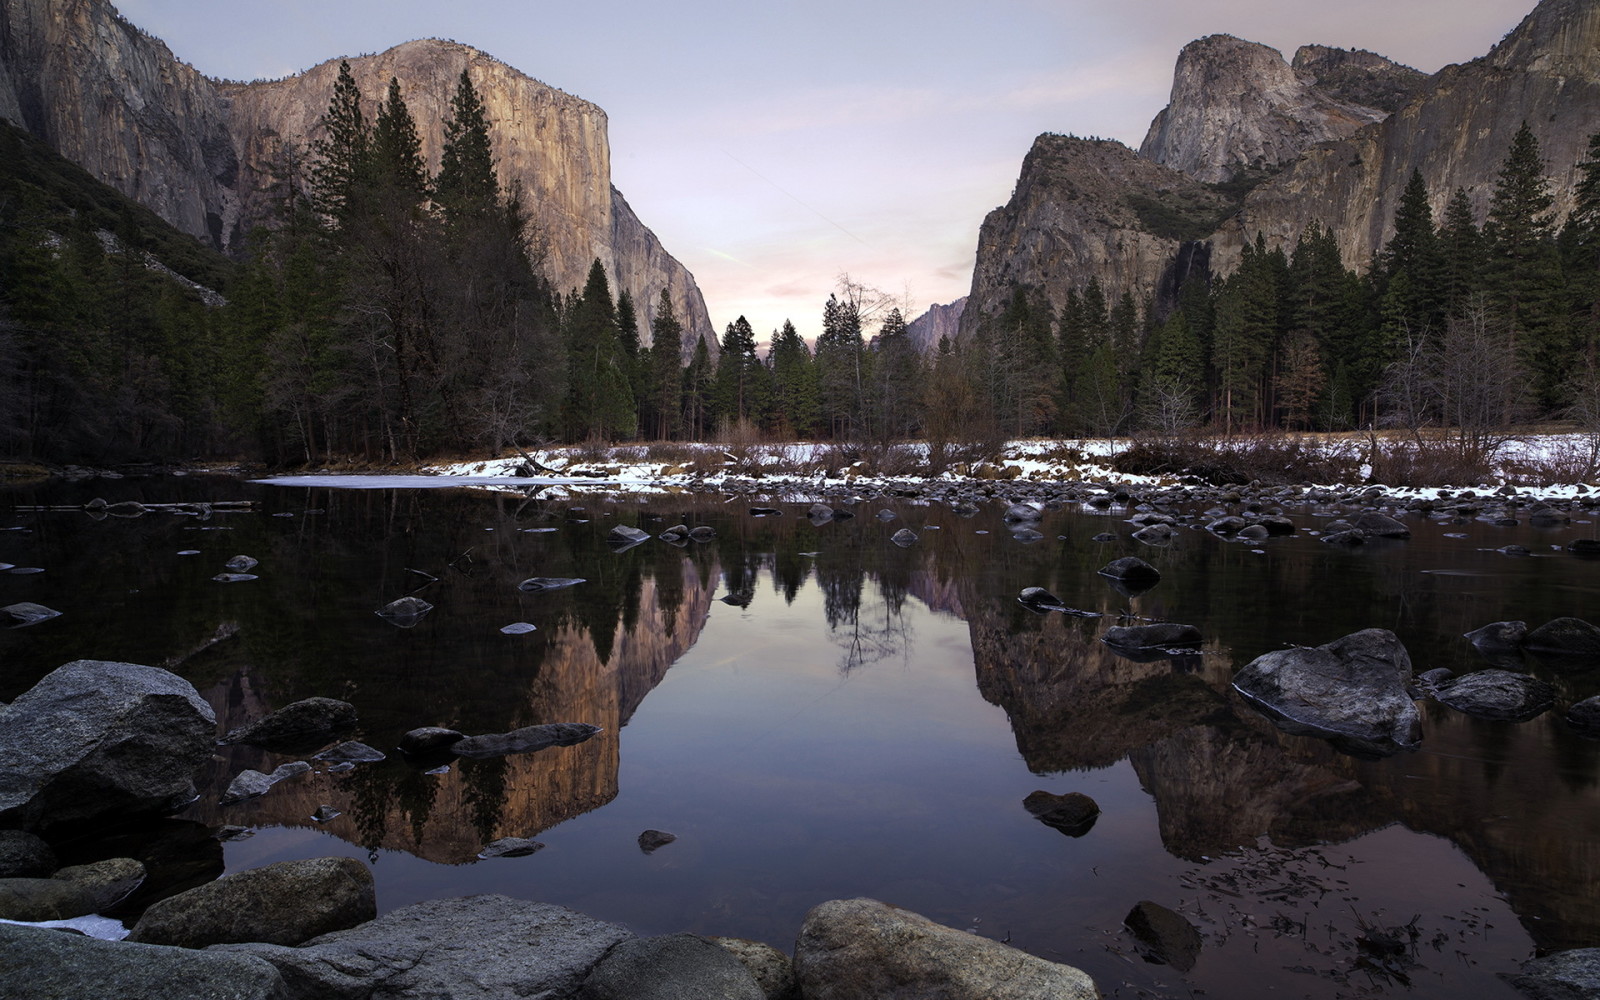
[964,0,1599,336]
[0,0,713,348]
[905,297,966,353]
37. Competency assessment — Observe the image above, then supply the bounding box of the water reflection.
[4,481,1600,994]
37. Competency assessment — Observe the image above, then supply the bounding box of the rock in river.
[1464,620,1529,651]
[1098,556,1161,587]
[376,596,433,627]
[219,696,357,752]
[1432,669,1555,721]
[1524,617,1600,657]
[1022,791,1100,837]
[451,722,603,759]
[129,857,374,948]
[1124,900,1202,972]
[1232,628,1421,750]
[0,661,215,834]
[1,602,61,628]
[397,727,466,755]
[1102,623,1202,649]
[518,576,587,593]
[793,897,1099,1000]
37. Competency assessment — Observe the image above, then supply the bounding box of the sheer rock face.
[1290,44,1427,113]
[905,297,966,353]
[0,1,713,351]
[1210,0,1600,277]
[959,135,1220,338]
[1139,34,1391,185]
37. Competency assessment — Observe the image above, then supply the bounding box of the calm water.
[4,476,1600,999]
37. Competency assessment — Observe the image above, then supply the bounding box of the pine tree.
[1562,131,1600,359]
[1377,171,1442,332]
[648,290,683,439]
[1438,188,1486,317]
[711,315,765,428]
[1212,237,1282,430]
[683,333,713,438]
[371,77,428,201]
[769,319,819,436]
[816,294,864,437]
[564,259,634,439]
[309,61,369,228]
[436,69,498,218]
[1486,122,1568,408]
[868,307,923,441]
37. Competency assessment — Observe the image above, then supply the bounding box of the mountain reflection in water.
[3,479,1599,999]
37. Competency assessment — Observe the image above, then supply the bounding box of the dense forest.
[2,62,1599,466]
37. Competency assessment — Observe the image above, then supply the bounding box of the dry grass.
[1112,432,1362,486]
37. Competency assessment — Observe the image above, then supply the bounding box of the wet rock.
[500,622,538,634]
[1237,523,1270,541]
[397,727,464,755]
[1503,947,1600,1000]
[129,857,374,949]
[211,573,258,583]
[310,805,341,823]
[1008,527,1045,543]
[219,697,357,752]
[1530,508,1571,527]
[1098,556,1161,586]
[0,661,216,834]
[807,504,834,524]
[216,826,255,843]
[710,937,801,1000]
[0,831,56,878]
[1091,531,1118,542]
[1022,790,1100,837]
[1132,524,1175,543]
[688,525,716,541]
[1232,628,1421,750]
[579,933,764,1000]
[313,741,385,764]
[451,722,603,759]
[1017,587,1067,613]
[1,922,287,999]
[518,576,587,592]
[0,858,144,921]
[1205,515,1245,534]
[875,509,897,521]
[1320,529,1367,547]
[1525,618,1600,657]
[829,508,856,520]
[1256,514,1296,535]
[1567,539,1600,556]
[1500,544,1532,556]
[223,555,258,572]
[1,602,62,628]
[638,830,677,854]
[607,525,651,549]
[1101,623,1201,649]
[1351,511,1410,538]
[376,596,433,627]
[478,837,545,859]
[889,528,918,547]
[1465,620,1529,650]
[213,895,632,1000]
[1414,667,1454,695]
[1432,670,1555,722]
[749,507,782,517]
[794,897,1098,1000]
[220,762,311,805]
[1003,503,1042,523]
[1567,696,1600,735]
[1124,900,1202,972]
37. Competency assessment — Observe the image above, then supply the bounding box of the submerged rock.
[313,741,386,764]
[1351,511,1410,538]
[1017,587,1067,613]
[1,602,61,628]
[451,722,603,759]
[637,830,677,854]
[219,697,357,752]
[1124,900,1202,972]
[518,577,587,593]
[1101,623,1201,649]
[607,525,651,549]
[1433,669,1555,721]
[1098,556,1161,586]
[397,727,465,755]
[223,555,258,572]
[376,596,433,627]
[794,898,1098,1000]
[1569,695,1600,735]
[1232,628,1421,750]
[478,837,546,859]
[0,661,216,833]
[129,857,374,948]
[579,933,764,1000]
[212,895,632,1000]
[1022,791,1100,837]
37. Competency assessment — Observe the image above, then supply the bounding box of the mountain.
[905,297,966,353]
[0,0,714,349]
[962,0,1600,336]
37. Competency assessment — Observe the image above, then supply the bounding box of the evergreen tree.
[816,294,864,437]
[711,315,766,428]
[564,259,634,439]
[436,69,498,218]
[647,290,683,439]
[1212,237,1283,430]
[867,307,924,441]
[1377,171,1443,332]
[1562,131,1600,359]
[309,61,369,228]
[683,333,713,438]
[1438,188,1486,318]
[1486,122,1568,408]
[769,319,819,436]
[371,78,428,200]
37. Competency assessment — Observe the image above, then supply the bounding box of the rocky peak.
[1290,45,1426,113]
[1139,34,1389,184]
[905,297,965,353]
[1487,0,1600,77]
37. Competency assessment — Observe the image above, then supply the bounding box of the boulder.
[1351,511,1410,538]
[130,857,374,948]
[1,602,61,628]
[1525,618,1600,657]
[1237,523,1269,541]
[0,922,286,1000]
[397,727,464,755]
[710,937,800,1000]
[0,831,56,878]
[1008,527,1045,544]
[376,596,432,627]
[0,857,144,921]
[1098,556,1160,587]
[1432,670,1555,722]
[793,897,1098,1000]
[578,933,764,1000]
[451,722,603,759]
[607,525,651,548]
[688,526,716,541]
[1568,695,1600,735]
[1124,900,1202,972]
[1319,529,1367,547]
[1017,587,1067,613]
[638,830,677,854]
[1464,621,1528,650]
[220,762,311,805]
[219,697,357,752]
[224,555,259,572]
[807,504,834,524]
[1502,947,1600,1000]
[1231,629,1421,749]
[313,742,385,764]
[477,837,545,859]
[1101,623,1201,649]
[1022,791,1100,837]
[0,661,216,833]
[1205,516,1245,534]
[1132,524,1174,543]
[213,894,631,1000]
[1002,504,1042,523]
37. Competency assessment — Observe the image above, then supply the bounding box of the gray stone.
[1465,620,1529,650]
[807,504,834,523]
[219,697,357,751]
[518,576,587,592]
[1205,515,1245,534]
[220,762,311,805]
[579,933,764,1000]
[688,526,716,541]
[224,555,259,572]
[1568,695,1600,734]
[1101,623,1201,649]
[477,837,545,858]
[52,857,145,911]
[1022,790,1100,837]
[1320,528,1368,546]
[130,857,374,949]
[0,922,287,1000]
[711,937,800,1000]
[1132,523,1175,543]
[451,722,603,759]
[0,831,56,878]
[638,830,676,854]
[890,528,918,547]
[376,596,432,627]
[1017,587,1066,612]
[1124,900,1202,972]
[1525,618,1600,657]
[1098,556,1160,585]
[1232,628,1421,749]
[793,897,1098,1000]
[313,741,385,763]
[1433,670,1556,722]
[0,878,104,921]
[1237,523,1270,541]
[214,894,631,1000]
[396,727,464,755]
[1,602,61,628]
[1351,511,1411,538]
[608,525,651,546]
[0,661,216,833]
[1503,947,1600,1000]
[1002,503,1042,522]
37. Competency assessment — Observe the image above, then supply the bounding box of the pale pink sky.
[120,0,1537,344]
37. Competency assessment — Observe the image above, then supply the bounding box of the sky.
[118,0,1537,344]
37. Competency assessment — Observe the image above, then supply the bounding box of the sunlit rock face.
[189,567,715,864]
[0,0,714,352]
[1139,34,1394,185]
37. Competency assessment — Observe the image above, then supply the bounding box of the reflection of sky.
[118,1,1534,343]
